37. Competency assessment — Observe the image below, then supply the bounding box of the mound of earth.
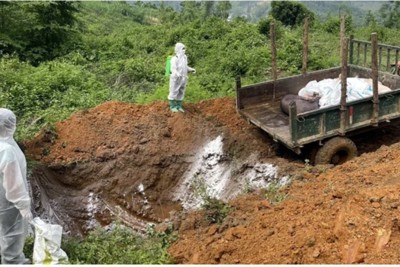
[24,97,291,236]
[24,97,400,263]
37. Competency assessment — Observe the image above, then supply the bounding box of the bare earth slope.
[169,145,400,264]
[24,97,400,264]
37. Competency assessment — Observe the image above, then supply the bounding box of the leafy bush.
[0,56,110,140]
[276,30,304,74]
[62,224,175,264]
[323,15,353,34]
[257,16,283,39]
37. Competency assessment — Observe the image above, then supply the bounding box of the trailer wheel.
[315,137,357,165]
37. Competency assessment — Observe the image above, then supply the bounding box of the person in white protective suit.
[168,42,196,112]
[0,108,32,264]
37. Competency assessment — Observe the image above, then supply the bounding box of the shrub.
[62,223,175,264]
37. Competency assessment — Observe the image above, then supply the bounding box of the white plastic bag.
[32,217,69,264]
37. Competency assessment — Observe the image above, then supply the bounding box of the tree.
[178,1,231,23]
[379,1,400,29]
[24,1,80,64]
[364,10,377,27]
[215,1,231,20]
[270,0,315,27]
[0,1,80,65]
[180,1,202,22]
[203,1,214,19]
[0,2,31,56]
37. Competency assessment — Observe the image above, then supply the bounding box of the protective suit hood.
[175,42,186,56]
[0,108,16,140]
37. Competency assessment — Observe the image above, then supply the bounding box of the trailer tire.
[315,137,357,165]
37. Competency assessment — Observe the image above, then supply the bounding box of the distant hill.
[301,1,384,26]
[128,1,386,26]
[229,1,385,26]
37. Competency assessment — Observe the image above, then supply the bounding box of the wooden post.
[371,33,379,126]
[302,17,309,75]
[235,75,242,110]
[270,21,277,99]
[339,16,347,135]
[349,35,354,64]
[363,43,367,65]
[289,101,298,145]
[340,37,348,135]
[340,16,345,59]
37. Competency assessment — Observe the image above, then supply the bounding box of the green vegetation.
[264,182,288,205]
[192,175,232,224]
[23,235,34,261]
[23,223,176,264]
[270,1,315,27]
[1,1,399,142]
[202,197,232,224]
[61,224,175,264]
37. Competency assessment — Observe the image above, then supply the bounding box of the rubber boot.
[176,100,185,112]
[169,100,178,112]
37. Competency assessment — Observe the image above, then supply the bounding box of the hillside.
[4,1,399,146]
[302,1,384,26]
[24,97,400,263]
[144,1,385,24]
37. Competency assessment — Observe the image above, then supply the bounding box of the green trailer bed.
[236,65,400,164]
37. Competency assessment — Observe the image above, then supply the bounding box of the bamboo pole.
[270,21,277,99]
[371,33,379,126]
[302,17,309,75]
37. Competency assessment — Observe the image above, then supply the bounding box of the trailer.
[236,22,400,165]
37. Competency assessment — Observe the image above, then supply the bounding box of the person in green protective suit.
[167,43,196,113]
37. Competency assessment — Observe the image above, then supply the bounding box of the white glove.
[20,208,33,223]
[192,68,196,74]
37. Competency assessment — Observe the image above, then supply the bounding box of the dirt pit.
[24,97,400,263]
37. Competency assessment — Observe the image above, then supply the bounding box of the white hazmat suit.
[0,108,32,264]
[168,42,196,112]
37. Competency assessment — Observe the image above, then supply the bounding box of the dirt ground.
[24,97,400,264]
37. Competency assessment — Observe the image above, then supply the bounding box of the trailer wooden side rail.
[236,17,400,165]
[349,35,400,75]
